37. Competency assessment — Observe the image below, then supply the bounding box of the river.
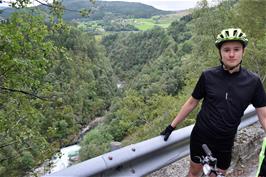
[48,144,81,174]
[36,116,105,176]
[34,144,80,176]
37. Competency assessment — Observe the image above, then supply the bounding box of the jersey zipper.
[225,92,228,100]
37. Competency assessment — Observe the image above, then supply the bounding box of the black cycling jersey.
[192,65,266,139]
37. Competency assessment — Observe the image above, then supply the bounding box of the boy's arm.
[171,96,200,128]
[160,96,199,141]
[256,106,266,131]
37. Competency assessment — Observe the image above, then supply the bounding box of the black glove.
[160,124,175,141]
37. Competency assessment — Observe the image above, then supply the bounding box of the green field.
[132,18,169,30]
[130,13,189,31]
[77,10,191,33]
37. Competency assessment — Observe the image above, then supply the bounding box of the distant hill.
[0,0,174,21]
[63,0,174,21]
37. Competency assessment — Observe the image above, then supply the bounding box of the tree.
[79,126,113,161]
[0,4,117,176]
[168,14,192,44]
[0,12,55,176]
[233,0,266,82]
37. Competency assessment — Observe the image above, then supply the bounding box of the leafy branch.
[0,0,94,17]
[0,86,48,100]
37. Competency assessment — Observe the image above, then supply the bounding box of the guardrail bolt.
[132,148,136,152]
[131,169,135,174]
[108,156,113,160]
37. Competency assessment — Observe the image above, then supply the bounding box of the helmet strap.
[221,60,242,73]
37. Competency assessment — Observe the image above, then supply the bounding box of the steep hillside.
[0,0,174,21]
[63,0,173,21]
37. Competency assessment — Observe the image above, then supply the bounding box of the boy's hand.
[160,125,175,141]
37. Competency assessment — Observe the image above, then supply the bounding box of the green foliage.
[102,20,189,97]
[47,26,117,125]
[122,79,200,145]
[232,0,266,82]
[105,90,146,141]
[19,151,34,171]
[79,126,113,161]
[129,53,184,96]
[0,12,55,176]
[0,12,52,90]
[102,27,176,82]
[0,9,117,176]
[168,14,192,44]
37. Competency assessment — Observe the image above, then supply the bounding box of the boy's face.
[220,41,245,69]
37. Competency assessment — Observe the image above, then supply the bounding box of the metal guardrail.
[44,105,258,177]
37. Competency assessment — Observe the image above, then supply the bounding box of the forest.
[0,0,266,176]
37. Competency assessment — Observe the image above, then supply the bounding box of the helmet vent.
[215,28,248,48]
[225,31,229,37]
[233,30,237,36]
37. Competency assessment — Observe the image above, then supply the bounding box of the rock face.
[147,122,265,177]
[227,122,264,177]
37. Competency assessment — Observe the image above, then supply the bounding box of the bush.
[79,126,113,160]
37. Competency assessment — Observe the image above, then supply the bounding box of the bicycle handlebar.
[202,144,212,156]
[200,144,225,177]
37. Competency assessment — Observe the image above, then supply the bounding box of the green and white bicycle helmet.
[215,28,248,48]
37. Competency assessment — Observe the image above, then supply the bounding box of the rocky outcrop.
[147,122,265,177]
[72,116,105,143]
[227,122,264,176]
